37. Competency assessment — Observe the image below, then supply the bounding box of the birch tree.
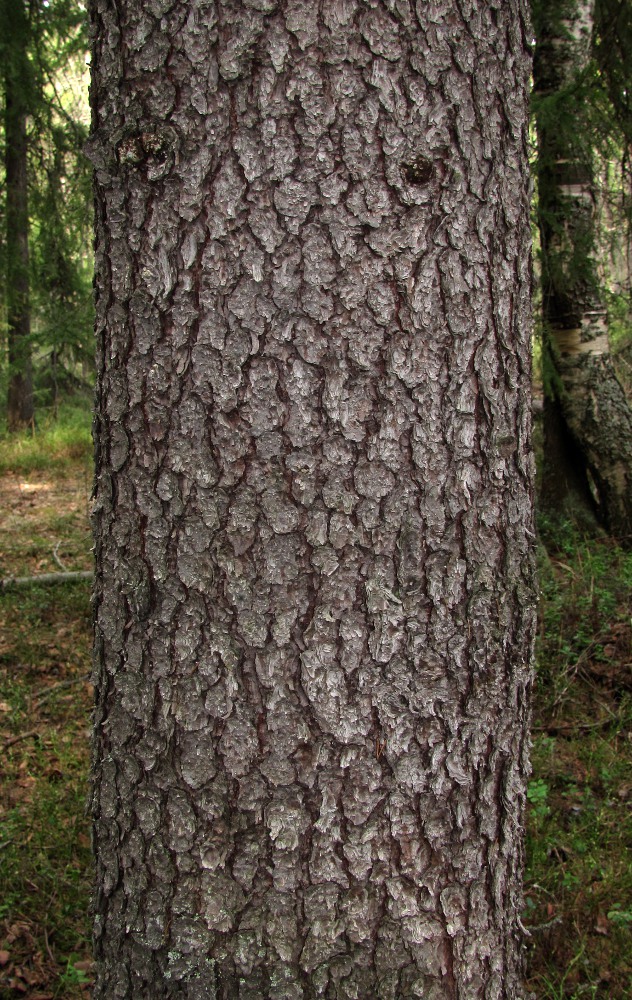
[535,0,632,540]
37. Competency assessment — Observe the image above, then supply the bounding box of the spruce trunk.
[90,2,536,997]
[3,0,34,431]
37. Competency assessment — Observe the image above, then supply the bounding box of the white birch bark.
[536,0,632,539]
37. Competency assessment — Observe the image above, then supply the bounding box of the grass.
[0,407,631,998]
[525,517,632,999]
[0,408,93,998]
[0,728,92,994]
[0,400,92,476]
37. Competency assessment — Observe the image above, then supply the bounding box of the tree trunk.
[534,0,632,542]
[539,395,600,534]
[2,0,34,431]
[89,2,536,997]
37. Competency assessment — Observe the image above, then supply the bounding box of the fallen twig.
[33,675,90,710]
[43,926,56,966]
[534,716,624,735]
[2,729,41,749]
[0,570,92,590]
[523,915,563,934]
[52,541,68,572]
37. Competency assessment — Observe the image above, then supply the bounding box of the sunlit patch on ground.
[17,480,53,493]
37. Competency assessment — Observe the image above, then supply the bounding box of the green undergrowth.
[525,515,632,999]
[0,577,93,999]
[0,448,93,998]
[0,400,92,476]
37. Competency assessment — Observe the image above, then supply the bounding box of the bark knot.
[401,155,435,186]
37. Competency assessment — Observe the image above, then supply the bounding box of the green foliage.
[532,0,632,362]
[532,0,632,154]
[607,906,632,927]
[527,777,552,821]
[0,0,93,412]
[594,0,632,148]
[0,398,92,474]
[526,518,632,998]
[28,0,93,374]
[607,290,632,350]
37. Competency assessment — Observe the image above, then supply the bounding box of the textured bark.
[90,2,535,998]
[535,0,632,541]
[3,0,34,431]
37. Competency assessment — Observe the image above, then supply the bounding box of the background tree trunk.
[534,0,632,541]
[90,2,535,997]
[2,0,34,430]
[539,395,600,533]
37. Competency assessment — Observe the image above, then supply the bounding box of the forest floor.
[0,421,631,998]
[0,461,93,1000]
